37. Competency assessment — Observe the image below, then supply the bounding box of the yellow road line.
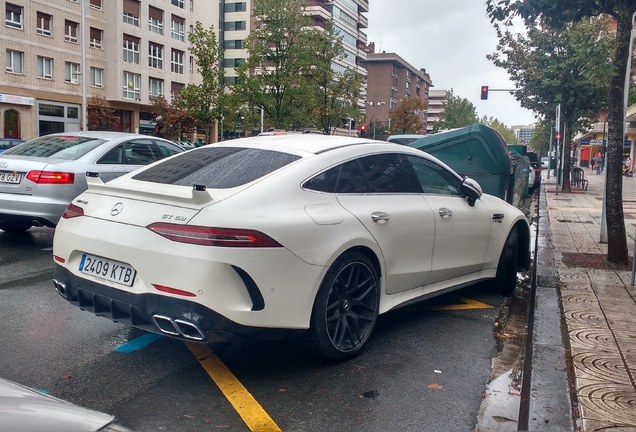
[186,342,282,432]
[430,296,494,311]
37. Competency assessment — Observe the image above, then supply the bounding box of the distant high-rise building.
[513,125,535,145]
[426,89,448,134]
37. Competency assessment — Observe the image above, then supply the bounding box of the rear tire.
[302,252,379,361]
[494,226,519,296]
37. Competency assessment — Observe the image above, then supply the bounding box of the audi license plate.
[0,171,21,184]
[79,253,136,287]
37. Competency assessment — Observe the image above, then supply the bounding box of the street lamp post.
[366,101,386,139]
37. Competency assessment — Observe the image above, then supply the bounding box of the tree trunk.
[561,127,572,193]
[605,11,631,265]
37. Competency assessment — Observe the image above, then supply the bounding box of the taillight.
[152,284,196,297]
[146,223,283,247]
[26,171,75,184]
[62,203,84,219]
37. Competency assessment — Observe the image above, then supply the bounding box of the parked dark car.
[0,138,25,153]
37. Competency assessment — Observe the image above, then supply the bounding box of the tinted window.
[155,140,183,157]
[408,155,462,195]
[132,147,300,188]
[98,145,123,164]
[2,136,106,160]
[305,153,423,194]
[124,140,160,165]
[359,153,422,193]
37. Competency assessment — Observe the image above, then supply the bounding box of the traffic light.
[480,86,489,100]
[555,133,561,140]
[360,124,367,137]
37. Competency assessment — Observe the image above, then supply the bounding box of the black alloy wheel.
[494,226,519,296]
[304,252,379,361]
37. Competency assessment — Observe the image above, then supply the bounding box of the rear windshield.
[132,147,300,188]
[2,136,106,160]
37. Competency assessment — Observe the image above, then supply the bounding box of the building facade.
[362,45,432,134]
[425,89,448,134]
[1,0,218,140]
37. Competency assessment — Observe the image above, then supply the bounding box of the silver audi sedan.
[0,131,184,233]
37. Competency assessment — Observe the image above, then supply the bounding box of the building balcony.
[358,14,368,29]
[357,31,367,46]
[305,5,331,21]
[355,0,369,13]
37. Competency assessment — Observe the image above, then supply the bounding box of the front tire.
[303,252,379,361]
[494,226,519,295]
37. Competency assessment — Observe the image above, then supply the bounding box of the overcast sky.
[365,0,537,128]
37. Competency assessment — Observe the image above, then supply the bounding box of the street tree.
[149,95,197,141]
[87,96,117,131]
[176,22,224,143]
[479,115,519,144]
[234,0,321,129]
[389,97,427,134]
[487,1,630,264]
[488,18,612,194]
[528,120,553,156]
[431,90,478,133]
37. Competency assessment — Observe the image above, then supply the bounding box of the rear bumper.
[52,264,303,343]
[0,192,68,227]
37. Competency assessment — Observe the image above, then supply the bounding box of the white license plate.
[79,253,136,287]
[0,171,21,184]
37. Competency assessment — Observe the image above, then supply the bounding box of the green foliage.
[149,95,197,140]
[479,115,518,144]
[528,120,553,155]
[389,98,427,134]
[431,90,478,133]
[176,22,224,142]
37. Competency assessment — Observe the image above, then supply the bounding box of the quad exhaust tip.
[53,279,67,297]
[152,314,206,341]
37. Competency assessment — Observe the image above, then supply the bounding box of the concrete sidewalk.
[534,168,636,431]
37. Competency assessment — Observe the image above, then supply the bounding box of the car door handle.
[438,208,453,218]
[371,212,390,223]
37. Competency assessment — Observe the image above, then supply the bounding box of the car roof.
[40,131,165,141]
[221,135,390,155]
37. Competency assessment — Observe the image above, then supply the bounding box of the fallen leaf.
[509,389,521,396]
[63,375,73,379]
[278,388,287,392]
[184,415,194,419]
[428,383,443,390]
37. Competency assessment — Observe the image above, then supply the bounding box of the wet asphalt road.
[0,227,523,432]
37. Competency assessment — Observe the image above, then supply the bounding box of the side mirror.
[461,177,482,207]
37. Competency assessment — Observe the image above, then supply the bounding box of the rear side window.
[304,153,423,194]
[132,147,300,188]
[2,136,106,160]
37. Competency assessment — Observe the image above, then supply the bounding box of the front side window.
[65,62,80,83]
[90,27,102,49]
[155,140,183,157]
[65,20,78,42]
[123,140,160,165]
[408,155,463,195]
[6,49,23,73]
[37,56,53,79]
[171,16,184,41]
[123,71,140,100]
[133,147,300,188]
[123,35,140,64]
[36,12,52,36]
[171,49,184,74]
[90,66,103,87]
[5,3,22,29]
[149,77,163,97]
[149,43,163,69]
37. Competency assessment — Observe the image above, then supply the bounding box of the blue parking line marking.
[114,333,163,353]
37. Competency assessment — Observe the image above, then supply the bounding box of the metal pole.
[81,0,87,131]
[547,123,553,179]
[373,105,376,140]
[260,108,264,133]
[631,227,636,285]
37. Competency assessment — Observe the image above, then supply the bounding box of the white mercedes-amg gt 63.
[52,135,530,361]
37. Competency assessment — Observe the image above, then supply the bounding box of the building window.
[148,6,163,35]
[224,40,243,49]
[123,34,140,64]
[89,0,102,10]
[170,82,184,103]
[123,71,141,100]
[65,62,80,83]
[149,43,163,69]
[171,16,184,41]
[171,0,184,9]
[90,66,103,87]
[224,21,246,31]
[5,49,23,73]
[90,27,103,49]
[189,55,193,73]
[225,2,247,12]
[149,78,163,97]
[65,20,78,43]
[5,3,22,29]
[223,58,245,68]
[171,49,184,74]
[36,12,52,36]
[123,0,140,26]
[190,0,193,11]
[37,56,53,78]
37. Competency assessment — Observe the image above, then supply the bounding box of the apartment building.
[221,0,369,100]
[1,0,218,140]
[363,44,432,132]
[426,89,448,134]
